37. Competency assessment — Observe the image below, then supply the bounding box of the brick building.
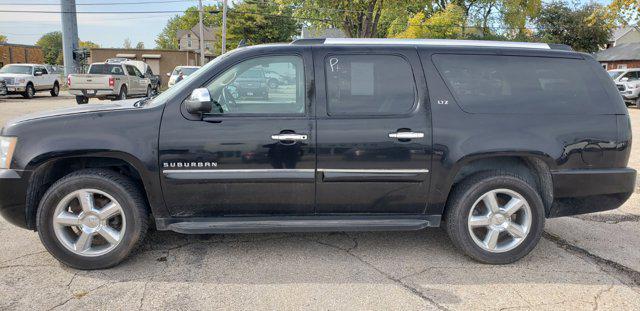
[0,43,44,67]
[597,43,640,70]
[88,48,206,87]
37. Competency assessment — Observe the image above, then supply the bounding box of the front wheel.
[22,84,35,99]
[36,169,148,269]
[444,171,545,264]
[635,97,640,108]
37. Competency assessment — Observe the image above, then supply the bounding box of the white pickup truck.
[68,60,152,104]
[0,64,60,99]
[609,69,640,107]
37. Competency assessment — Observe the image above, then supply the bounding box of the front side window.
[325,54,416,115]
[203,55,304,115]
[433,54,610,115]
[125,65,137,76]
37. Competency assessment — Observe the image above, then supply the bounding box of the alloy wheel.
[467,188,532,253]
[52,189,126,257]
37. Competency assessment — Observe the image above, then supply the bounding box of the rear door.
[313,46,432,214]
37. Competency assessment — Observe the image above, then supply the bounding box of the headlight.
[0,137,17,169]
[627,84,637,89]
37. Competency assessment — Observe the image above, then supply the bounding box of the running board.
[156,215,441,234]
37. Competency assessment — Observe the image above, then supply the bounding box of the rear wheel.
[22,83,35,99]
[75,95,89,105]
[112,86,127,101]
[445,171,545,264]
[50,82,59,97]
[36,169,148,270]
[145,85,152,98]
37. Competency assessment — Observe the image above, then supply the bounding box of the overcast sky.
[0,0,614,48]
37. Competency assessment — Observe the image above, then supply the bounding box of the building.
[596,43,640,70]
[89,48,202,87]
[177,25,217,61]
[0,43,44,67]
[606,26,640,49]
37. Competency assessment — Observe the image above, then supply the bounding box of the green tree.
[36,31,63,65]
[79,40,100,49]
[0,34,7,43]
[228,1,299,45]
[394,4,467,39]
[535,2,613,53]
[155,4,223,50]
[608,0,639,24]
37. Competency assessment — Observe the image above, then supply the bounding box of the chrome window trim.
[163,169,429,174]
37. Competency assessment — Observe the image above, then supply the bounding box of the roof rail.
[292,38,572,51]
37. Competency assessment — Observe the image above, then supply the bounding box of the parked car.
[0,38,635,269]
[68,60,152,104]
[0,64,60,98]
[0,80,7,96]
[111,59,161,94]
[231,67,269,100]
[167,66,200,88]
[609,68,640,107]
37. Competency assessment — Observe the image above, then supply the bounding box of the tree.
[135,42,145,49]
[394,5,467,39]
[534,2,613,53]
[36,31,63,65]
[155,4,223,50]
[123,38,132,49]
[608,0,640,25]
[79,40,100,49]
[0,34,7,43]
[227,1,299,44]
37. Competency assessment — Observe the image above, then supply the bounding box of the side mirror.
[166,72,171,77]
[185,88,213,115]
[34,71,43,76]
[621,77,629,82]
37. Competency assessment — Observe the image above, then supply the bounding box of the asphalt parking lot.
[0,93,639,310]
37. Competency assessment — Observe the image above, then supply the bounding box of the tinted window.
[325,55,416,115]
[89,64,124,75]
[203,55,304,115]
[433,54,610,114]
[125,65,137,76]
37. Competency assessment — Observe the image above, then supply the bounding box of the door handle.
[388,132,424,139]
[271,133,308,141]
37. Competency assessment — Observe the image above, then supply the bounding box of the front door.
[314,47,432,214]
[159,51,316,217]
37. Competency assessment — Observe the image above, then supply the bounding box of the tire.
[113,86,127,101]
[267,79,279,89]
[75,95,89,105]
[444,171,545,264]
[635,97,640,108]
[145,85,152,98]
[36,169,149,270]
[50,82,59,97]
[22,83,35,99]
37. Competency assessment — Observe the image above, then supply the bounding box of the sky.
[0,0,616,48]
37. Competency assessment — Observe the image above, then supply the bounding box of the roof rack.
[291,38,572,51]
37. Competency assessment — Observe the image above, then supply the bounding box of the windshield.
[608,71,624,80]
[149,48,243,106]
[0,65,32,75]
[173,67,199,76]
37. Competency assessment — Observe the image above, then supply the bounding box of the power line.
[0,0,197,5]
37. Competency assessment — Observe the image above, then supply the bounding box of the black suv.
[0,39,635,269]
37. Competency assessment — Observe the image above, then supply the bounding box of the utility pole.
[61,0,80,75]
[221,0,228,54]
[198,0,205,65]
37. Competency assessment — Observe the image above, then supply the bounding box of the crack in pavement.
[572,213,640,224]
[301,233,450,311]
[0,251,47,264]
[543,232,640,289]
[46,281,116,311]
[137,281,150,311]
[592,284,614,311]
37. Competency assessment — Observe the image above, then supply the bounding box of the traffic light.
[72,49,91,61]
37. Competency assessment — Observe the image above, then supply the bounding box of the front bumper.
[549,168,637,217]
[621,88,640,100]
[0,169,31,229]
[68,89,117,97]
[5,85,26,93]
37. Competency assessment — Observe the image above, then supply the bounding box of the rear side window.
[432,54,610,114]
[325,54,416,115]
